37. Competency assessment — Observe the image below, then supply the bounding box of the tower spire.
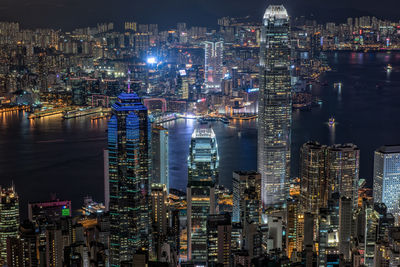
[127,69,131,93]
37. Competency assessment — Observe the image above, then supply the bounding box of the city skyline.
[0,1,400,266]
[1,0,400,30]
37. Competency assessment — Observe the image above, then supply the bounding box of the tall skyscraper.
[373,145,400,224]
[258,5,292,209]
[300,142,328,214]
[204,41,224,91]
[151,125,169,192]
[0,186,19,266]
[232,171,261,225]
[187,127,219,263]
[150,183,168,260]
[108,92,151,265]
[327,144,360,208]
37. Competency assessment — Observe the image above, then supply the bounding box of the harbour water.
[1,51,400,215]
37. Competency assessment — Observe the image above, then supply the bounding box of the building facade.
[151,125,169,192]
[258,5,292,209]
[108,92,151,266]
[232,171,261,225]
[204,41,224,91]
[373,145,400,224]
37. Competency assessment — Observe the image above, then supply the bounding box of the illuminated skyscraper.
[108,92,151,266]
[187,127,219,263]
[327,144,360,209]
[258,5,292,208]
[151,125,169,192]
[373,145,400,224]
[0,186,19,265]
[204,41,224,91]
[300,142,328,214]
[232,171,261,225]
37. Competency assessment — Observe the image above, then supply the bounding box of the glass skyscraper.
[108,92,151,266]
[151,125,169,192]
[258,5,292,209]
[187,127,219,263]
[373,145,400,225]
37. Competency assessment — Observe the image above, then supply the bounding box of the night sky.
[0,0,399,30]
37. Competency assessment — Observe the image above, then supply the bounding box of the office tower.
[232,171,261,225]
[207,213,232,266]
[266,215,283,252]
[151,183,168,260]
[373,145,400,224]
[339,197,352,260]
[204,41,224,91]
[108,92,151,265]
[300,142,328,214]
[151,125,169,192]
[364,203,379,267]
[45,226,63,267]
[327,144,360,208]
[187,127,219,263]
[258,5,292,209]
[28,199,71,223]
[0,186,19,265]
[7,221,38,267]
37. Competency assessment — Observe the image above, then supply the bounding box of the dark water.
[1,51,400,216]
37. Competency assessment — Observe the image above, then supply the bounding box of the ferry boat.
[385,64,393,72]
[329,117,335,127]
[219,117,230,124]
[334,82,342,89]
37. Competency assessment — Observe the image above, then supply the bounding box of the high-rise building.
[0,186,19,265]
[187,127,219,263]
[150,183,168,260]
[373,145,400,224]
[151,125,169,192]
[300,142,328,214]
[28,199,71,223]
[207,213,232,267]
[108,92,151,265]
[338,197,352,260]
[258,5,292,209]
[232,171,261,225]
[327,144,360,208]
[204,41,224,91]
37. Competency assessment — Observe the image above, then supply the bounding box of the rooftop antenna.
[127,69,131,93]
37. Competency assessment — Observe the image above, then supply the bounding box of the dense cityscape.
[0,2,400,267]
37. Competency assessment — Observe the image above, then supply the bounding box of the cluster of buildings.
[1,3,400,267]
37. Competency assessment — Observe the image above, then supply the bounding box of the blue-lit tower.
[108,92,151,266]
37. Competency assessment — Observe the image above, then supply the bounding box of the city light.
[147,57,157,64]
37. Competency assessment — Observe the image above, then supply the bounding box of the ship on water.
[329,117,335,127]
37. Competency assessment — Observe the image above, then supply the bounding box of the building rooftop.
[376,145,400,154]
[263,5,288,20]
[191,127,216,139]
